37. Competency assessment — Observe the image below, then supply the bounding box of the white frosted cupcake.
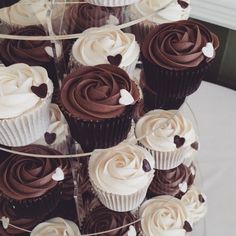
[0,63,53,147]
[31,218,81,236]
[88,143,155,212]
[84,0,140,7]
[139,195,192,236]
[135,109,198,170]
[34,104,72,154]
[181,185,207,224]
[129,0,191,44]
[71,26,140,76]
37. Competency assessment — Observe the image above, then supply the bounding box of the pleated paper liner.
[141,55,211,99]
[59,103,136,152]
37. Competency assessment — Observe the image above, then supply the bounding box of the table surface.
[188,81,236,236]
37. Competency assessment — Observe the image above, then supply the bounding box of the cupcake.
[0,145,70,218]
[0,63,53,147]
[0,25,61,88]
[34,104,72,154]
[31,217,81,236]
[139,195,192,235]
[82,205,140,235]
[130,0,190,44]
[135,109,198,170]
[84,0,140,7]
[63,3,123,34]
[59,64,140,152]
[181,185,207,224]
[89,143,154,212]
[71,26,140,76]
[0,0,20,9]
[147,163,195,199]
[141,20,220,101]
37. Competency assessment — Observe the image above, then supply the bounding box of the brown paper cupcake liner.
[141,55,211,99]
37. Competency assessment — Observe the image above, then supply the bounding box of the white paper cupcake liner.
[0,99,51,147]
[85,0,140,7]
[138,142,186,170]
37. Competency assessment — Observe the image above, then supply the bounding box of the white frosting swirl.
[30,217,81,236]
[130,0,190,24]
[72,26,140,67]
[0,63,53,119]
[181,186,207,224]
[34,104,70,146]
[139,195,188,236]
[89,143,154,195]
[135,110,197,152]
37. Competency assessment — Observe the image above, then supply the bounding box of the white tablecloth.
[188,81,236,236]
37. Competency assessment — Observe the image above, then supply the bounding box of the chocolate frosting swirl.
[82,206,138,236]
[0,145,70,201]
[60,64,139,120]
[148,164,195,198]
[0,25,52,66]
[64,3,122,34]
[142,20,219,70]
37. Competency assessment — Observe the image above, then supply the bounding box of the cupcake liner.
[59,103,135,152]
[0,99,51,147]
[141,55,211,99]
[138,142,185,170]
[85,0,140,7]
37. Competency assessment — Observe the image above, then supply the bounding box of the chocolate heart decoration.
[142,159,151,172]
[44,132,56,145]
[199,194,205,203]
[31,83,48,98]
[174,135,185,148]
[107,54,122,66]
[183,221,192,232]
[191,141,199,150]
[177,0,189,9]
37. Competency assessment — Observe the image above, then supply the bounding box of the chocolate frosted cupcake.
[0,145,70,218]
[141,20,219,100]
[59,64,140,152]
[0,25,60,88]
[63,3,123,34]
[147,163,195,199]
[82,206,140,235]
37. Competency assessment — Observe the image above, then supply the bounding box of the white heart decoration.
[45,43,62,58]
[202,42,215,58]
[127,225,136,236]
[201,193,207,202]
[52,167,64,181]
[106,15,119,25]
[119,89,134,106]
[179,181,188,193]
[190,166,195,176]
[1,216,10,229]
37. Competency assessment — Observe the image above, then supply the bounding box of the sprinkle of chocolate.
[142,159,151,172]
[107,54,122,66]
[183,221,192,232]
[191,141,199,150]
[31,83,48,98]
[177,0,189,9]
[199,194,205,203]
[44,132,56,145]
[174,135,185,148]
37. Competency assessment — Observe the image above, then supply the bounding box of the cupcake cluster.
[0,0,218,235]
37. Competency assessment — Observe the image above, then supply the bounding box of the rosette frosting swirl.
[148,164,195,198]
[139,195,188,236]
[82,206,138,236]
[0,26,52,66]
[72,26,140,67]
[64,3,122,33]
[181,185,207,223]
[60,64,139,120]
[142,20,220,70]
[0,63,53,119]
[89,144,154,195]
[0,145,70,200]
[31,217,81,236]
[135,110,197,151]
